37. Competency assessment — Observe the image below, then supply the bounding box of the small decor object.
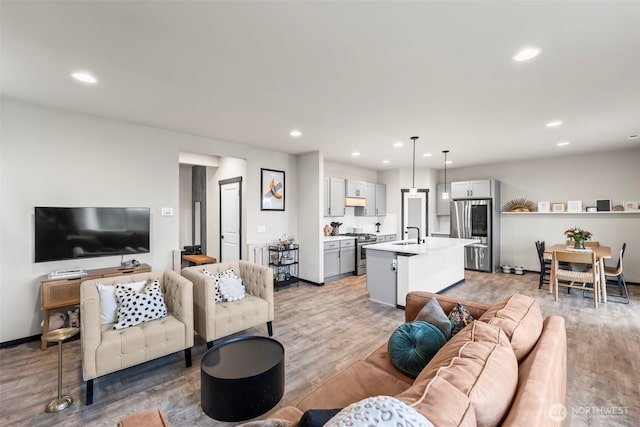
[501,265,512,274]
[326,396,434,427]
[567,200,583,213]
[502,198,537,212]
[67,308,80,328]
[613,204,624,212]
[513,266,524,275]
[448,303,474,336]
[551,202,566,213]
[261,168,285,211]
[323,224,332,236]
[564,226,592,249]
[596,199,611,212]
[41,312,67,330]
[537,201,550,213]
[623,201,640,211]
[586,206,597,212]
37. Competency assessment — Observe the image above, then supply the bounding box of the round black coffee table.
[201,335,285,422]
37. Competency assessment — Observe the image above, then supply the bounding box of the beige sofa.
[182,261,274,348]
[268,291,567,426]
[80,270,194,405]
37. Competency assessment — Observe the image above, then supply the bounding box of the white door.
[402,190,428,241]
[220,180,241,262]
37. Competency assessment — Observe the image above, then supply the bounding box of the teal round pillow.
[388,321,446,378]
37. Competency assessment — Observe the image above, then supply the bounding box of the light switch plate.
[161,207,173,216]
[257,225,266,233]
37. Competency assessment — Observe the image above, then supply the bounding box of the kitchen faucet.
[405,226,424,243]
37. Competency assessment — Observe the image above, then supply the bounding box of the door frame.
[400,188,429,239]
[219,176,243,261]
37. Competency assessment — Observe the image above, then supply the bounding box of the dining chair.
[604,243,629,304]
[535,241,551,289]
[552,250,600,308]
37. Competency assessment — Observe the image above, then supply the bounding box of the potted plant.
[564,226,592,249]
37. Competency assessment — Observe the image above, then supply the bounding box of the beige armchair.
[80,270,193,405]
[181,260,274,348]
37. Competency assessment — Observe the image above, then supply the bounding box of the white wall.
[439,148,640,281]
[0,98,299,342]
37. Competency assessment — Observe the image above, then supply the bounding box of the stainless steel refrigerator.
[450,199,500,272]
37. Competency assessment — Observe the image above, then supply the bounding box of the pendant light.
[442,150,450,200]
[409,136,419,197]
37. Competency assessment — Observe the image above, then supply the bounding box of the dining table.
[545,244,612,303]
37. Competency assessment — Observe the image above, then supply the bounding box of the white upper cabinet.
[450,180,493,199]
[375,183,386,216]
[346,180,366,198]
[325,177,346,216]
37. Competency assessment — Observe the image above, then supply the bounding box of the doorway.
[219,177,242,262]
[401,189,429,241]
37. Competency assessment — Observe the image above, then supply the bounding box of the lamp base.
[45,395,73,413]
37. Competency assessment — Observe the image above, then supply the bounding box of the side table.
[201,336,285,421]
[41,327,80,412]
[183,254,217,266]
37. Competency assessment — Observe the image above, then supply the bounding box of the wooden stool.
[41,327,79,413]
[117,408,170,427]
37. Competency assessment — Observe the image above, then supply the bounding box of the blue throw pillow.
[388,321,446,378]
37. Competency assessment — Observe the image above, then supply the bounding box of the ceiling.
[2,1,639,170]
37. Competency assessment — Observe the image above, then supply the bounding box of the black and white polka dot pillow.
[113,279,168,330]
[202,268,237,303]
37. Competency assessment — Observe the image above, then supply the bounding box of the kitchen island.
[365,237,479,307]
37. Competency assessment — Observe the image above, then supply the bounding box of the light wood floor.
[1,272,637,426]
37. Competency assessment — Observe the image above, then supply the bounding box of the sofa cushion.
[326,396,433,427]
[219,274,246,302]
[410,321,518,427]
[396,376,477,427]
[113,280,168,330]
[297,360,412,412]
[414,297,452,339]
[478,294,543,362]
[388,321,446,378]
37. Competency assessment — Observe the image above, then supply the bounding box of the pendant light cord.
[411,136,419,188]
[442,150,449,193]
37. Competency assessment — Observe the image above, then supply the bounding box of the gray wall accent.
[192,165,206,253]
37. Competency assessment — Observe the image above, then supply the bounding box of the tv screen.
[35,207,150,263]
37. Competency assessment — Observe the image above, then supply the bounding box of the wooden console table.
[40,264,151,350]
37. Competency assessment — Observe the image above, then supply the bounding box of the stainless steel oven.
[341,233,377,275]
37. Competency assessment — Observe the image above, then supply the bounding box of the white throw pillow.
[326,396,433,427]
[202,268,239,302]
[112,279,167,330]
[219,275,246,301]
[97,280,146,324]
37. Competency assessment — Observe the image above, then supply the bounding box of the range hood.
[345,197,366,207]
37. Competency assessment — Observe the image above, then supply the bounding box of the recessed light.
[71,71,98,84]
[513,47,541,62]
[556,141,570,147]
[393,141,403,148]
[382,160,390,164]
[423,153,432,157]
[628,134,639,140]
[351,152,360,157]
[546,121,563,127]
[289,130,302,137]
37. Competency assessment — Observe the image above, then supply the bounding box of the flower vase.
[574,239,585,249]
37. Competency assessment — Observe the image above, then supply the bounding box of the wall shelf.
[501,211,640,215]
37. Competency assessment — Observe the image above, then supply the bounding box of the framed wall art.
[567,200,583,213]
[537,201,550,213]
[623,201,640,211]
[596,199,611,212]
[261,168,285,211]
[551,202,566,213]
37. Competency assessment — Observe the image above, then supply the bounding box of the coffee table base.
[45,395,73,413]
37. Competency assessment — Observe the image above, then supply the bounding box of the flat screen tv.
[35,207,150,263]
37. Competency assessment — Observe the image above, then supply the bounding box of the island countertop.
[364,237,479,255]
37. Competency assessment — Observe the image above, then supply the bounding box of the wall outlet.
[161,207,173,216]
[257,225,266,233]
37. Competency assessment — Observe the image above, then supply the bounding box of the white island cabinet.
[365,237,479,307]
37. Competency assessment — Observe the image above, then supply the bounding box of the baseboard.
[298,278,324,286]
[0,334,40,349]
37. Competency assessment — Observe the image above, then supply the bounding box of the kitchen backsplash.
[323,210,397,235]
